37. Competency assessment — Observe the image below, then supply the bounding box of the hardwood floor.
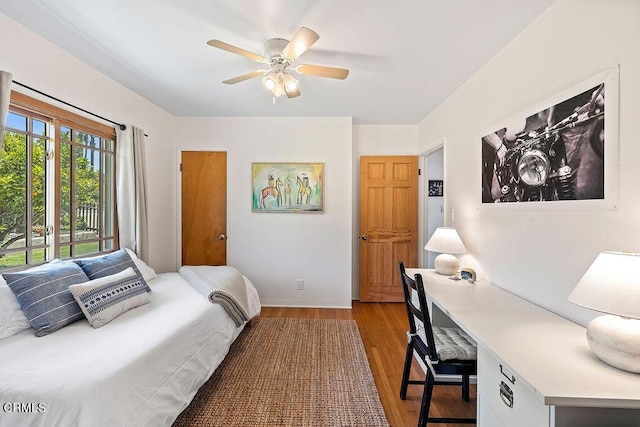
[260,302,477,427]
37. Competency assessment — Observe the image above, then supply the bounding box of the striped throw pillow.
[74,249,150,292]
[3,262,90,336]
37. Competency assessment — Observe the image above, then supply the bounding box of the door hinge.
[179,163,182,172]
[418,168,421,175]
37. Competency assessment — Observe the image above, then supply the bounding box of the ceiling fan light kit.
[262,72,298,98]
[260,62,299,98]
[207,27,349,100]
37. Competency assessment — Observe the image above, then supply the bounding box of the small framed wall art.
[252,162,324,212]
[428,180,443,197]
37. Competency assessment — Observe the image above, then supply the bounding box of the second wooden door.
[359,156,418,302]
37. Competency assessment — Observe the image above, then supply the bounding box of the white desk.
[406,268,640,427]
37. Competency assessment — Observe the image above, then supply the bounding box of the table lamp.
[568,251,640,373]
[424,227,467,275]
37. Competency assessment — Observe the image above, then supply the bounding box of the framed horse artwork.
[251,162,325,213]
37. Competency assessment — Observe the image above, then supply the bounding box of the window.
[0,92,117,271]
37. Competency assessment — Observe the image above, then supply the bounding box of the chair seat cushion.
[420,325,477,361]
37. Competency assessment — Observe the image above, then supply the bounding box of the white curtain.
[0,70,12,155]
[116,125,149,263]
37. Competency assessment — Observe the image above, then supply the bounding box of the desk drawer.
[478,346,550,427]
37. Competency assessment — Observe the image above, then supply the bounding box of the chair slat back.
[398,263,439,361]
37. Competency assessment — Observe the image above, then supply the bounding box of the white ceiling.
[0,0,556,124]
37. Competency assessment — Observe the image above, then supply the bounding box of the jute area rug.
[174,317,389,426]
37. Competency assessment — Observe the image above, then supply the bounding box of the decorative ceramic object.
[460,268,476,283]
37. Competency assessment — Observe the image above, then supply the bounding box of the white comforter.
[0,272,261,427]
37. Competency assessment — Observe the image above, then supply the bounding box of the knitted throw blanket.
[179,265,250,327]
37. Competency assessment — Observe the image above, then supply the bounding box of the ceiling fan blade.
[207,39,267,63]
[222,70,267,85]
[295,64,349,80]
[286,86,301,98]
[281,27,319,61]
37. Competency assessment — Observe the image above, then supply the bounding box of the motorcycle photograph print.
[482,80,608,205]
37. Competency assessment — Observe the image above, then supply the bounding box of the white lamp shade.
[568,251,640,319]
[424,227,467,254]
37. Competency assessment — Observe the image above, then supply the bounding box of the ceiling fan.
[207,27,349,99]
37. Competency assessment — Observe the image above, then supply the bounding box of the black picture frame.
[428,180,443,197]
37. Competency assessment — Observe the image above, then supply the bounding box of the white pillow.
[124,248,157,282]
[0,286,31,339]
[69,267,150,328]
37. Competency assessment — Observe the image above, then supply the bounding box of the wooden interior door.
[359,156,418,302]
[181,151,227,266]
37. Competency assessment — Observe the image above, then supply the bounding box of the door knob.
[360,235,368,240]
[218,234,226,240]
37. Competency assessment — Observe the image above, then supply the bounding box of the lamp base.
[433,254,459,275]
[586,315,640,373]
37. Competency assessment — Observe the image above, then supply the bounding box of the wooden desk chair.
[398,262,477,426]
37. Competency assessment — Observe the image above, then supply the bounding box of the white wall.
[417,0,640,326]
[175,117,353,307]
[352,125,418,156]
[0,12,177,273]
[352,125,418,298]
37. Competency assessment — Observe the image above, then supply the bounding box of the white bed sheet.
[0,272,260,427]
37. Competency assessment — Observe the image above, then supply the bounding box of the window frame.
[0,91,118,271]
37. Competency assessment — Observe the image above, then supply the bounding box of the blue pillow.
[74,249,150,292]
[3,262,90,336]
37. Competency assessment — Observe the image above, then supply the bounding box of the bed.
[0,258,261,427]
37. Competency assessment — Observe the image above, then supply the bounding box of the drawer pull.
[500,364,516,384]
[499,381,514,408]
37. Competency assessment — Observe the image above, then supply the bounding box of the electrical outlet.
[297,279,304,290]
